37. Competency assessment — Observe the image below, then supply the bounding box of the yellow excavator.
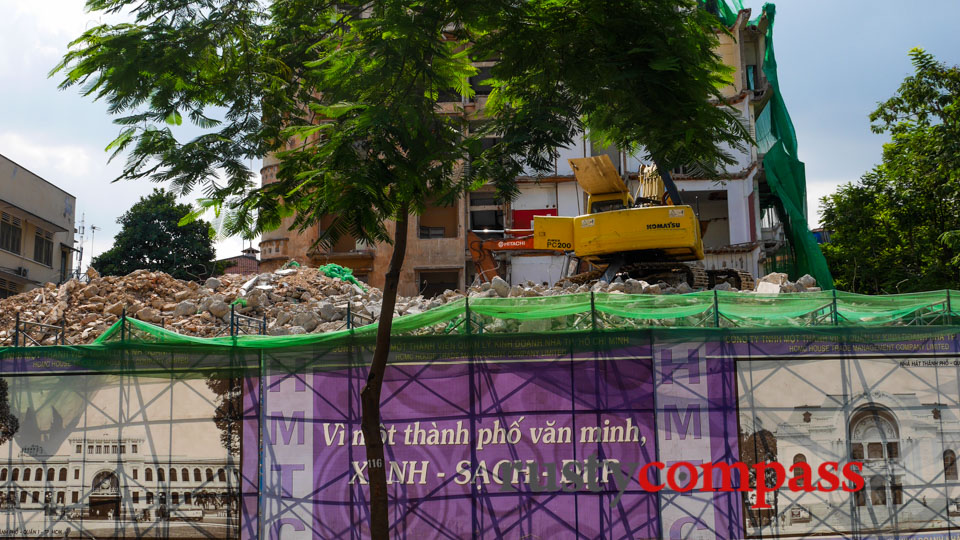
[468,154,755,289]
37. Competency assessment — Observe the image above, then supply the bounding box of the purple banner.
[246,334,740,539]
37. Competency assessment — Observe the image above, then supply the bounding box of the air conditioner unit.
[15,267,27,278]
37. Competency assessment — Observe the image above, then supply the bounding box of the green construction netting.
[0,290,952,354]
[702,1,835,289]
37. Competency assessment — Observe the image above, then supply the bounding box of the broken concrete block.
[756,281,782,294]
[491,276,510,298]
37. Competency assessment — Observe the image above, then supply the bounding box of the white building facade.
[0,434,239,522]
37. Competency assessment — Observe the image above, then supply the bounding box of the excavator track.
[736,270,756,291]
[705,269,757,291]
[561,262,756,292]
[624,262,710,290]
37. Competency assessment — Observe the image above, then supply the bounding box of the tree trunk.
[360,203,409,540]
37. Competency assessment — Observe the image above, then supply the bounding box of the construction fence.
[0,292,960,538]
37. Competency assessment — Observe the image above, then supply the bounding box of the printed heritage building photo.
[0,374,241,539]
[739,356,960,537]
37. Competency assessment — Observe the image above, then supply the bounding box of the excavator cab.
[533,155,704,263]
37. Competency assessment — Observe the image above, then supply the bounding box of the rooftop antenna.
[76,214,86,276]
[89,225,100,269]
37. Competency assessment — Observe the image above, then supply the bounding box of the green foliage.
[474,0,749,181]
[54,0,749,249]
[821,49,960,293]
[93,189,216,280]
[0,380,19,446]
[206,373,242,455]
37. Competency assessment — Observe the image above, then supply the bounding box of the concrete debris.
[0,265,823,346]
[0,266,452,346]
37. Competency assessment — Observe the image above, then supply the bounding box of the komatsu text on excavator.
[468,155,755,289]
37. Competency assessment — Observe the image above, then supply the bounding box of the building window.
[0,469,5,482]
[120,445,125,454]
[33,228,53,267]
[870,476,886,506]
[849,406,899,462]
[0,213,22,255]
[0,278,18,300]
[417,269,460,298]
[185,492,192,505]
[182,469,189,484]
[71,492,78,504]
[35,468,42,482]
[112,445,118,454]
[133,469,138,480]
[145,468,153,482]
[945,450,958,480]
[74,469,79,480]
[132,444,138,454]
[57,492,64,504]
[194,469,202,482]
[418,200,458,239]
[31,492,38,504]
[132,492,139,504]
[172,493,179,505]
[58,468,66,482]
[205,469,214,482]
[22,469,30,482]
[157,468,165,483]
[892,478,903,505]
[88,445,93,454]
[792,454,807,487]
[46,469,54,482]
[96,445,101,454]
[146,492,153,505]
[170,469,177,482]
[75,445,81,454]
[11,469,19,482]
[19,492,26,504]
[469,65,494,97]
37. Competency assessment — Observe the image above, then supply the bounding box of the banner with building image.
[252,331,742,539]
[736,330,960,538]
[5,325,960,538]
[0,351,244,539]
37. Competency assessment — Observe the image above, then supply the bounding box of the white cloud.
[0,132,95,178]
[806,178,853,228]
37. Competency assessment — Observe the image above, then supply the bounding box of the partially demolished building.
[259,4,828,297]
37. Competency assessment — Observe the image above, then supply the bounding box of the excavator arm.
[468,232,566,283]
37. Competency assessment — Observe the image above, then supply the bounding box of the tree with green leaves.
[0,380,19,447]
[821,49,960,293]
[56,1,747,536]
[92,189,216,280]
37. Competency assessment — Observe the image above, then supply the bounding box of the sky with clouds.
[1,0,959,269]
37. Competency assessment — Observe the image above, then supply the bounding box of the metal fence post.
[832,289,839,326]
[947,289,953,326]
[713,290,720,328]
[60,319,66,345]
[590,291,598,331]
[464,297,471,336]
[347,303,352,330]
[262,314,267,335]
[230,304,236,337]
[120,307,127,342]
[13,312,19,347]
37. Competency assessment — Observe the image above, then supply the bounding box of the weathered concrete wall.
[0,154,76,290]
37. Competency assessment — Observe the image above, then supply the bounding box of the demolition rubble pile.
[0,266,819,346]
[0,266,425,346]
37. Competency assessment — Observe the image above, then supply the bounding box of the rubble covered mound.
[0,266,462,346]
[0,266,818,346]
[466,271,820,297]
